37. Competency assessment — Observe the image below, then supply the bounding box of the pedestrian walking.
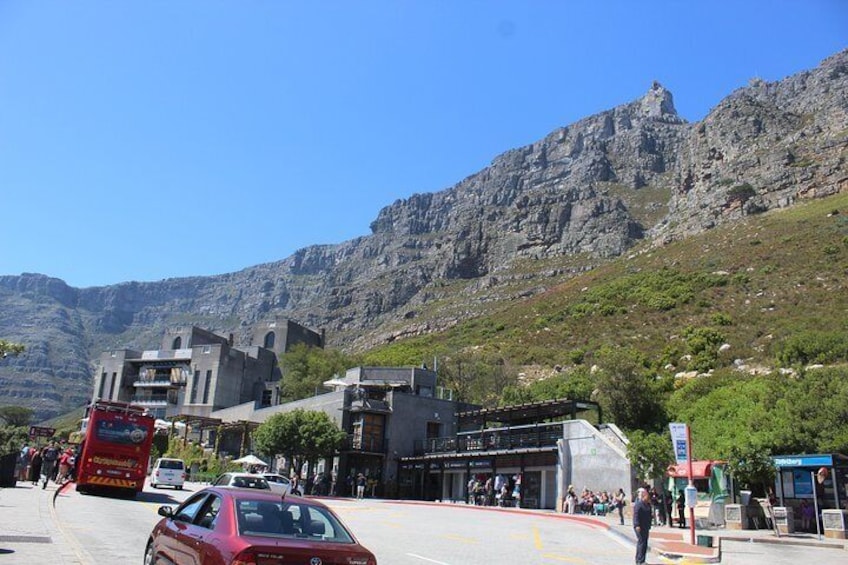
[356,473,366,499]
[40,442,59,489]
[28,449,42,485]
[676,490,687,528]
[633,487,652,565]
[614,488,627,525]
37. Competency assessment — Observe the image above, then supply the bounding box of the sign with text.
[669,422,689,465]
[28,425,55,438]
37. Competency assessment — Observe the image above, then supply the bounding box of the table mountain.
[2,49,846,420]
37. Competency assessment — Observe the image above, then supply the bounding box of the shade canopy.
[231,454,268,466]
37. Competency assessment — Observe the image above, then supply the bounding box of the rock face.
[2,50,846,420]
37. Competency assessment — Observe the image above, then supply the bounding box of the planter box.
[725,504,749,530]
[822,509,848,540]
[773,506,795,534]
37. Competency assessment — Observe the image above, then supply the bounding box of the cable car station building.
[398,398,633,510]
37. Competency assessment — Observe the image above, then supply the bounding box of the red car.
[144,486,377,565]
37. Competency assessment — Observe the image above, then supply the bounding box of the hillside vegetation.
[352,192,848,459]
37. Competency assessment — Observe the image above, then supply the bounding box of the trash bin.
[696,535,713,548]
[0,452,18,487]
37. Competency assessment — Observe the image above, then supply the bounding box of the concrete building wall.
[557,419,633,505]
[93,349,139,402]
[249,318,323,358]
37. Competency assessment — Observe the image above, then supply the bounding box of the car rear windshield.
[158,460,184,470]
[235,499,354,543]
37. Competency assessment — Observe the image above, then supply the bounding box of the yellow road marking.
[533,526,544,550]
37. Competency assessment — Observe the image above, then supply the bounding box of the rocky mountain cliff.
[2,49,846,420]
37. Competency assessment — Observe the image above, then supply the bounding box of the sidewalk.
[0,481,86,564]
[601,515,846,563]
[411,498,847,563]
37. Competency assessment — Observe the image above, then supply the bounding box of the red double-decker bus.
[76,400,155,497]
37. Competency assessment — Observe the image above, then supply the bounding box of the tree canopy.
[279,345,359,402]
[0,406,33,427]
[0,340,25,358]
[252,409,346,475]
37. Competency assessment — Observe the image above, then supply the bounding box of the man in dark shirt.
[633,487,652,564]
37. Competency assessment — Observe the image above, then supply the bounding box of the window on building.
[352,413,385,452]
[426,421,441,439]
[190,370,200,404]
[107,372,117,400]
[264,331,275,349]
[98,372,107,399]
[202,370,212,404]
[202,345,211,354]
[261,389,272,407]
[172,336,182,349]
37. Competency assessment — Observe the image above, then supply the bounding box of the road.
[49,481,847,565]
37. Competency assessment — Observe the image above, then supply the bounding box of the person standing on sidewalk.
[633,487,652,565]
[614,488,627,525]
[40,442,59,489]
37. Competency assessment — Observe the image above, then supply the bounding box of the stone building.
[210,366,473,496]
[92,319,322,420]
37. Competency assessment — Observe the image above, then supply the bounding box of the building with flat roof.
[92,319,322,420]
[210,366,473,497]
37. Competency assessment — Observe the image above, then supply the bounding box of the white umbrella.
[231,454,268,467]
[323,378,350,388]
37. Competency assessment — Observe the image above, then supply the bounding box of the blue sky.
[1,1,845,288]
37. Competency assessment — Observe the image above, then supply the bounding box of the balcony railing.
[133,379,173,388]
[413,421,564,456]
[131,394,169,406]
[342,434,388,454]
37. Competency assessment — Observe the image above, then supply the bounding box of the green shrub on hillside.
[774,330,848,366]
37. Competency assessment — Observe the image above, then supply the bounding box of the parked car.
[150,458,186,490]
[262,473,292,496]
[210,472,271,491]
[144,486,377,564]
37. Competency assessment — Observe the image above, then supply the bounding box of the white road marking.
[407,553,454,564]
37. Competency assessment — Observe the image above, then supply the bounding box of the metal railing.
[414,421,564,456]
[342,434,388,454]
[131,394,169,405]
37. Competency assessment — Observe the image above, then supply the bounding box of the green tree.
[439,350,518,407]
[725,440,775,496]
[252,409,345,475]
[0,406,34,427]
[0,426,28,457]
[669,371,783,458]
[279,345,359,402]
[501,366,595,406]
[627,430,674,484]
[0,340,25,358]
[593,346,667,431]
[770,367,848,453]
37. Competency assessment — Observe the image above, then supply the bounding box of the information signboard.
[669,422,689,465]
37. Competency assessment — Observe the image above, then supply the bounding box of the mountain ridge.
[1,49,846,419]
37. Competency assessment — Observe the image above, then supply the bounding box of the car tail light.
[181,472,186,479]
[155,471,160,477]
[231,550,257,565]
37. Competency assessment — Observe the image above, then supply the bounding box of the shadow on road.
[135,490,184,504]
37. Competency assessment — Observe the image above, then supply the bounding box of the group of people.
[467,474,520,507]
[17,440,80,489]
[563,486,627,519]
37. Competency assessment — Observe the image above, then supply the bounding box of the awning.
[667,460,722,479]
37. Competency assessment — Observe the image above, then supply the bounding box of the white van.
[150,458,186,489]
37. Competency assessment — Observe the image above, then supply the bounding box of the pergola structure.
[457,398,602,431]
[166,414,262,458]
